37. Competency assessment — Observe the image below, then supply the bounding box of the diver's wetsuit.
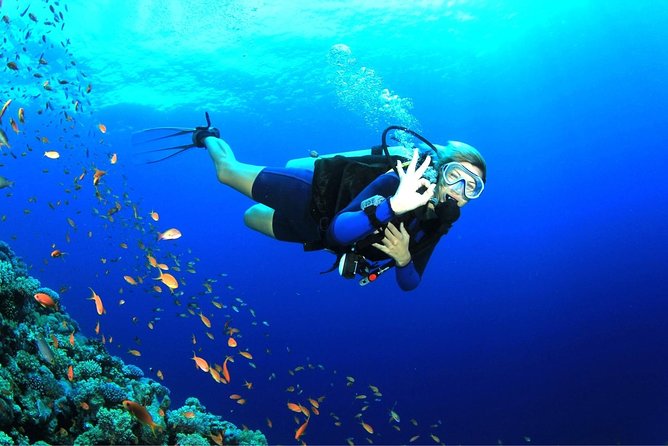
[251,167,442,290]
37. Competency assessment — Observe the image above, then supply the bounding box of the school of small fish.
[0,1,448,444]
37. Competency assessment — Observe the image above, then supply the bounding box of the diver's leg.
[204,137,264,199]
[243,204,275,238]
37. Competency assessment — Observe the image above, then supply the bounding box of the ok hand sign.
[389,149,436,215]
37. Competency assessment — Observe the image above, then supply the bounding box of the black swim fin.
[131,112,219,164]
[131,126,198,164]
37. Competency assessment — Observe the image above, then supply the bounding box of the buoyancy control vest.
[301,126,462,284]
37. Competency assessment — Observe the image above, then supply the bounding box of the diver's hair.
[433,141,487,182]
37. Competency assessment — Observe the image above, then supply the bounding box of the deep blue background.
[2,1,668,444]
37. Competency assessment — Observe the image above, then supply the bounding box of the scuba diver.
[133,115,487,291]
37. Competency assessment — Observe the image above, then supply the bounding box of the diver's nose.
[451,180,465,195]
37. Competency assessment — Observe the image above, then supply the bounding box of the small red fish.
[34,292,58,310]
[123,400,161,435]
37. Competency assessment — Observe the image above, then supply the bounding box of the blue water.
[2,0,667,444]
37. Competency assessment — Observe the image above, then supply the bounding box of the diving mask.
[438,162,484,201]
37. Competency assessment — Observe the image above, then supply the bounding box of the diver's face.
[437,162,484,207]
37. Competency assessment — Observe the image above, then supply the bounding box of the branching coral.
[0,240,265,445]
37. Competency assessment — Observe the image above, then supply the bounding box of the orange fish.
[222,356,231,383]
[123,275,137,285]
[152,285,162,293]
[236,398,246,405]
[0,99,11,123]
[95,321,101,335]
[110,153,117,164]
[287,402,302,413]
[51,334,59,349]
[210,432,224,446]
[295,418,309,441]
[44,151,60,159]
[239,351,253,360]
[198,312,211,328]
[69,331,75,346]
[98,123,107,133]
[154,271,178,290]
[361,422,374,434]
[123,400,161,435]
[209,367,222,383]
[34,292,58,309]
[192,351,209,372]
[147,255,158,268]
[17,107,24,124]
[50,249,65,258]
[157,228,182,241]
[87,287,106,315]
[227,337,237,348]
[0,128,10,148]
[156,370,164,380]
[229,394,242,400]
[183,411,195,419]
[308,398,319,409]
[243,380,253,390]
[80,402,90,410]
[67,365,74,381]
[128,349,141,357]
[92,169,106,186]
[149,211,159,221]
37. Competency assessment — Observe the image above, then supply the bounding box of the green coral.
[0,258,40,322]
[166,398,263,445]
[236,429,268,446]
[175,432,211,446]
[0,240,265,445]
[74,359,102,379]
[15,350,41,372]
[73,407,137,446]
[0,431,14,446]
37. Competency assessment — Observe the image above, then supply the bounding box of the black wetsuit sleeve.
[411,237,439,277]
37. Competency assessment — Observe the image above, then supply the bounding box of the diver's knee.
[244,204,275,238]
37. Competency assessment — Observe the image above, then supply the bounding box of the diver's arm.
[395,240,438,291]
[327,175,399,246]
[396,261,421,291]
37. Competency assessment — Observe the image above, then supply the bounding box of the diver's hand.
[372,222,411,267]
[389,148,435,215]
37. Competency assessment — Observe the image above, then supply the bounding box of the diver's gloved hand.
[389,148,436,215]
[192,111,221,147]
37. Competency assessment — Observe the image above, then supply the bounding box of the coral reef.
[0,241,267,445]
